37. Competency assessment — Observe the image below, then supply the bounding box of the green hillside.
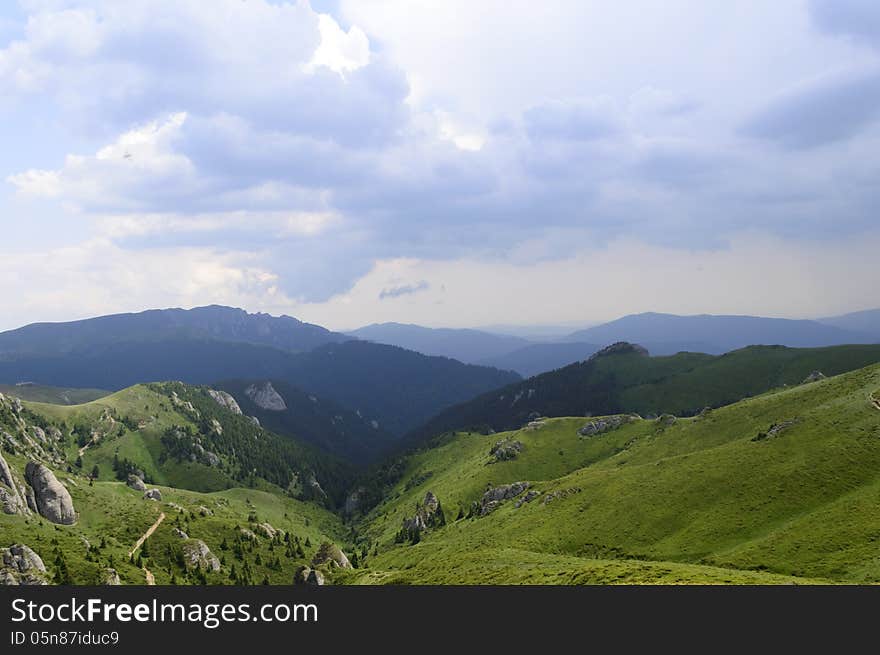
[408,342,880,441]
[4,358,880,585]
[349,361,880,584]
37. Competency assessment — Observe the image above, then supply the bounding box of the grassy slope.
[352,363,880,584]
[1,451,347,585]
[409,344,880,440]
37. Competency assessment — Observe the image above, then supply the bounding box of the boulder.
[24,461,76,525]
[181,539,220,572]
[143,489,162,501]
[311,542,352,569]
[206,389,243,415]
[173,528,189,540]
[100,568,121,585]
[579,414,635,437]
[126,474,146,492]
[255,522,277,538]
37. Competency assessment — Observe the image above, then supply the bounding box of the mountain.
[478,342,601,377]
[564,312,876,354]
[215,379,397,463]
[407,342,880,441]
[347,322,530,364]
[0,333,520,458]
[0,383,109,405]
[278,341,519,437]
[349,361,880,584]
[818,308,880,339]
[0,305,349,357]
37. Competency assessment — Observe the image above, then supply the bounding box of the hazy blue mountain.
[0,323,520,457]
[818,308,880,339]
[0,305,349,356]
[347,322,530,363]
[478,342,601,377]
[564,312,875,353]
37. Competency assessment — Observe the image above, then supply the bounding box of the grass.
[355,363,880,584]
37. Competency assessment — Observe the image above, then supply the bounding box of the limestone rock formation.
[480,482,530,516]
[311,542,352,569]
[579,414,637,437]
[181,539,221,572]
[126,474,146,492]
[24,461,76,525]
[802,370,826,384]
[143,489,162,501]
[244,382,287,411]
[206,389,243,415]
[489,438,523,462]
[0,451,29,516]
[0,544,48,585]
[100,568,121,585]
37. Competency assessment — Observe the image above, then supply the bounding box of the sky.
[1,0,879,331]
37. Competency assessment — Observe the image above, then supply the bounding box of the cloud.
[379,280,429,300]
[809,0,880,48]
[523,100,619,142]
[740,66,880,149]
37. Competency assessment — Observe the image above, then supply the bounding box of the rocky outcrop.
[306,473,327,501]
[143,489,162,501]
[480,482,530,515]
[24,461,76,525]
[656,414,677,427]
[542,487,582,505]
[311,542,352,570]
[100,568,121,585]
[0,451,29,516]
[206,389,243,415]
[126,474,146,492]
[294,566,325,586]
[1,544,48,585]
[181,539,220,572]
[515,490,541,508]
[398,491,446,540]
[173,528,189,540]
[344,487,366,515]
[579,414,637,437]
[244,382,287,411]
[255,522,277,538]
[802,370,826,384]
[752,419,799,442]
[489,438,523,462]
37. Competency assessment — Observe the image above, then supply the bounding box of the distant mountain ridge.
[347,322,530,363]
[564,312,876,355]
[0,305,349,356]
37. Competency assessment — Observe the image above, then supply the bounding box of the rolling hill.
[407,342,880,441]
[819,308,880,340]
[347,361,880,584]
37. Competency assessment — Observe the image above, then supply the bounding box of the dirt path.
[143,566,155,585]
[128,512,166,558]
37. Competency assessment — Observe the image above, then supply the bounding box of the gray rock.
[181,539,220,572]
[802,370,826,384]
[173,528,189,540]
[126,474,146,492]
[579,414,635,437]
[1,544,48,585]
[515,490,541,508]
[480,482,530,515]
[206,389,243,415]
[244,382,287,411]
[311,542,352,569]
[24,461,76,525]
[489,438,523,462]
[100,568,121,585]
[143,489,162,501]
[306,569,325,586]
[0,451,28,516]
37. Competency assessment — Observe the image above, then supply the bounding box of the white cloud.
[305,13,370,75]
